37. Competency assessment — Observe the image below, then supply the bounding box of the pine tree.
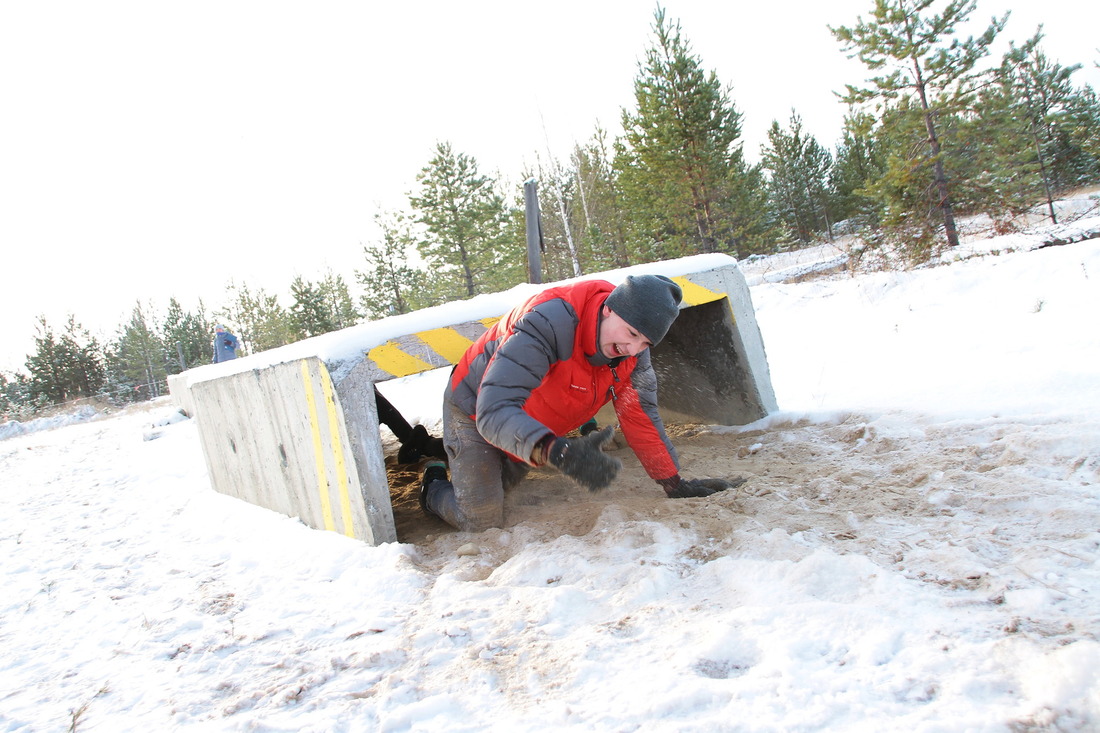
[160,298,212,372]
[531,127,635,281]
[960,31,1098,225]
[572,126,633,270]
[290,276,335,339]
[831,109,887,226]
[25,316,106,405]
[25,318,65,404]
[832,0,1008,249]
[409,142,523,300]
[998,34,1100,199]
[761,111,836,245]
[63,316,105,401]
[1061,86,1100,185]
[107,303,166,401]
[318,270,360,330]
[617,6,769,260]
[288,272,361,337]
[862,96,969,256]
[356,211,431,319]
[0,370,35,419]
[219,282,294,354]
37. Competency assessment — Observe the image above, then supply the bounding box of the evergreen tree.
[1002,33,1081,218]
[25,316,106,405]
[356,211,431,319]
[219,282,294,354]
[831,108,887,226]
[160,297,212,372]
[861,96,969,256]
[63,316,106,401]
[832,0,1008,249]
[0,370,35,419]
[1004,35,1100,196]
[290,276,335,339]
[959,31,1100,225]
[25,318,65,404]
[288,271,361,337]
[1062,85,1100,183]
[318,270,360,330]
[409,142,523,300]
[106,303,165,401]
[761,111,836,245]
[530,127,635,281]
[572,126,633,270]
[617,6,769,260]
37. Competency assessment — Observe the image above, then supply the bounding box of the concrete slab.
[173,254,776,545]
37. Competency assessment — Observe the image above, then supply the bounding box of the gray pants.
[424,393,530,532]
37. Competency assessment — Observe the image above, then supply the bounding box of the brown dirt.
[384,424,704,541]
[383,411,1099,626]
[387,416,866,548]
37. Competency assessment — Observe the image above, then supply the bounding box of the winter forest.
[3,1,1099,419]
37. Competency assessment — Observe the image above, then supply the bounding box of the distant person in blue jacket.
[212,325,239,363]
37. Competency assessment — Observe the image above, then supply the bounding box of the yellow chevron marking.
[479,317,501,328]
[417,327,475,364]
[300,361,336,532]
[368,341,435,378]
[319,365,355,538]
[673,276,726,307]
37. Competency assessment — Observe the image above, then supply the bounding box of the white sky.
[2,0,1098,374]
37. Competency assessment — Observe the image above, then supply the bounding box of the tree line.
[3,0,1098,419]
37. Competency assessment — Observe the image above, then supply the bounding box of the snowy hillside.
[1,199,1099,731]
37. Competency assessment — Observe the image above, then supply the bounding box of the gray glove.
[658,475,746,498]
[547,426,622,493]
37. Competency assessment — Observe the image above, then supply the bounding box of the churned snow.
[2,199,1099,731]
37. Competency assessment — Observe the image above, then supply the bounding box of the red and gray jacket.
[448,279,679,481]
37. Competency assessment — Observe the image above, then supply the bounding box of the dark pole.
[524,178,543,284]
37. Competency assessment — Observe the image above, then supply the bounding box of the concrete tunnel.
[169,254,777,546]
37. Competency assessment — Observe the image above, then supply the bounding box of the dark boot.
[420,460,449,517]
[398,424,430,464]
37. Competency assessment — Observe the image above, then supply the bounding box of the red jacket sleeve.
[613,350,680,481]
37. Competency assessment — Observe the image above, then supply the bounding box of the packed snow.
[2,200,1099,731]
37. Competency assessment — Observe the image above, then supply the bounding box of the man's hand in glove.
[657,474,747,498]
[540,426,622,492]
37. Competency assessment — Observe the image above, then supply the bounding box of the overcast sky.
[2,0,1098,374]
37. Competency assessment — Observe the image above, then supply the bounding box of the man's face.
[598,305,651,359]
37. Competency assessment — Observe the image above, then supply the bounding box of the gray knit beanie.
[605,274,684,345]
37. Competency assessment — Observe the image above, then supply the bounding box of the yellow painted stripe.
[319,365,355,538]
[673,276,726,306]
[300,361,336,532]
[416,327,475,364]
[368,341,435,377]
[367,320,501,377]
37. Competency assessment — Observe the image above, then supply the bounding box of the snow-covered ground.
[0,404,100,441]
[2,198,1099,731]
